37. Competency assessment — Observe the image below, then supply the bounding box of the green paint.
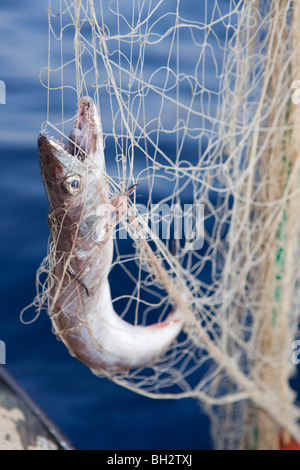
[272,94,292,325]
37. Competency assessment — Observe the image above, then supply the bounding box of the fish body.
[38,97,183,373]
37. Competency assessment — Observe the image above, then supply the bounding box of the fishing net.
[26,0,300,449]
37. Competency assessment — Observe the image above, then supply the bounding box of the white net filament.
[24,0,300,449]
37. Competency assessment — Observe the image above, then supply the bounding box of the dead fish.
[38,96,183,374]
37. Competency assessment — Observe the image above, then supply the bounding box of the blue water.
[0,0,240,450]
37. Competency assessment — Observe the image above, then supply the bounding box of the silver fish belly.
[38,96,183,374]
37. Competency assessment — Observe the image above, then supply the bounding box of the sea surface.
[0,0,237,450]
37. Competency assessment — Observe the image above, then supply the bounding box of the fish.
[38,96,183,374]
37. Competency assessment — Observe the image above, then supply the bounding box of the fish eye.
[65,175,81,194]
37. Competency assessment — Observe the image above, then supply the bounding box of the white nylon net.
[30,0,300,449]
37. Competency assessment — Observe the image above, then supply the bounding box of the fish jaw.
[38,133,67,184]
[38,132,88,214]
[38,97,107,212]
[39,96,105,179]
[38,132,86,180]
[69,96,105,171]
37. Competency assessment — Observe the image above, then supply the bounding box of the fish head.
[38,97,107,213]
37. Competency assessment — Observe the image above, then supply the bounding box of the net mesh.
[27,0,300,449]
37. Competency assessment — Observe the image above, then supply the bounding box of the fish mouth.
[38,96,104,175]
[68,96,103,163]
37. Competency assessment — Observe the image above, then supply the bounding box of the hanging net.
[25,0,300,449]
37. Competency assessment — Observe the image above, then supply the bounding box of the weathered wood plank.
[0,366,74,450]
